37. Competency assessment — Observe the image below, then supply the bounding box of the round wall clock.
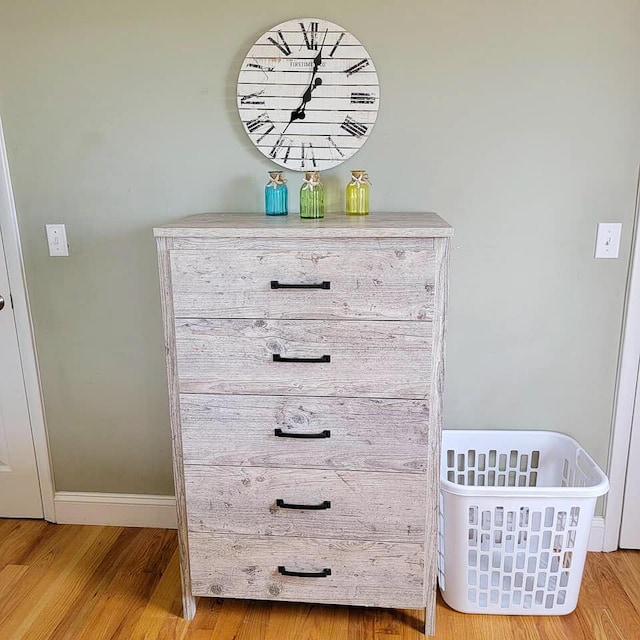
[237,18,380,171]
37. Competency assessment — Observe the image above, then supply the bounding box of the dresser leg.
[424,587,436,636]
[423,608,435,636]
[183,594,197,620]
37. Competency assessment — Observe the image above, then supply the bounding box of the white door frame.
[603,165,640,551]
[0,115,56,522]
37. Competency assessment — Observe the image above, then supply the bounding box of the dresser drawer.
[184,466,426,541]
[180,394,429,473]
[189,534,425,608]
[175,319,431,398]
[170,245,435,320]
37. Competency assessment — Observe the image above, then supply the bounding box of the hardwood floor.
[0,519,638,639]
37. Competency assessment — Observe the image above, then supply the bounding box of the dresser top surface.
[154,212,453,239]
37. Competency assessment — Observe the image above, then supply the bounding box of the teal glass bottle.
[300,171,324,219]
[265,171,288,216]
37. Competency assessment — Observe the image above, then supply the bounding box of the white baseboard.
[588,516,606,551]
[54,492,177,529]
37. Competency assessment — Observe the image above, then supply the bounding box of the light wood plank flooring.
[0,519,638,639]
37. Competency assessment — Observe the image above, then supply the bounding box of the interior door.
[620,379,640,548]
[0,226,43,517]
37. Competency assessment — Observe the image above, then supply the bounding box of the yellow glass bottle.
[346,170,370,215]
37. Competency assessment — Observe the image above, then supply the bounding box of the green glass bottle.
[346,170,370,215]
[300,171,324,219]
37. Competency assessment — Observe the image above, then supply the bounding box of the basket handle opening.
[575,448,603,486]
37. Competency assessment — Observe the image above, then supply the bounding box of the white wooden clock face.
[237,18,380,171]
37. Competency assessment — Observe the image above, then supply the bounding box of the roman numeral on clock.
[240,89,266,105]
[300,142,317,169]
[269,136,291,161]
[267,30,291,56]
[246,112,275,142]
[326,136,344,158]
[247,60,275,74]
[300,21,319,50]
[345,58,370,76]
[351,92,376,104]
[341,116,368,138]
[329,32,345,58]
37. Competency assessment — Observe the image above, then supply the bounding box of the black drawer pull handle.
[271,281,330,290]
[274,428,331,439]
[278,566,332,578]
[273,354,330,363]
[276,499,331,510]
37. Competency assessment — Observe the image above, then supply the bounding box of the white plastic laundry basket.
[438,430,609,615]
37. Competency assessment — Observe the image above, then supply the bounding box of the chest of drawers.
[154,212,452,635]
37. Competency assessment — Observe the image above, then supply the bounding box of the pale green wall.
[0,1,638,494]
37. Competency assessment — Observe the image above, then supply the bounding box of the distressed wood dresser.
[154,212,452,635]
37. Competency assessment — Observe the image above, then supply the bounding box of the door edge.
[0,115,56,522]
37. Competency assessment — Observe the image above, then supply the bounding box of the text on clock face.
[237,19,380,171]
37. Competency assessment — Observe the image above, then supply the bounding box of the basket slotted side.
[438,430,609,615]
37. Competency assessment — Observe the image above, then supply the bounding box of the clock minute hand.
[314,29,328,70]
[283,31,328,133]
[283,85,312,134]
[286,75,323,131]
[290,77,322,123]
[304,29,326,87]
[293,30,326,113]
[297,29,327,112]
[299,55,321,111]
[300,76,322,109]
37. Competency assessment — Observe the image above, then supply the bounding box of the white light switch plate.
[595,223,622,259]
[45,224,69,257]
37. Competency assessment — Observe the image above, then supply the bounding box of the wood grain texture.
[5,526,121,640]
[570,547,640,640]
[156,212,453,631]
[424,238,450,636]
[188,534,425,608]
[0,520,638,639]
[174,318,432,398]
[184,466,426,541]
[156,236,197,620]
[170,246,436,320]
[153,212,454,238]
[612,549,640,609]
[0,524,97,639]
[170,237,433,251]
[179,394,430,473]
[0,519,49,566]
